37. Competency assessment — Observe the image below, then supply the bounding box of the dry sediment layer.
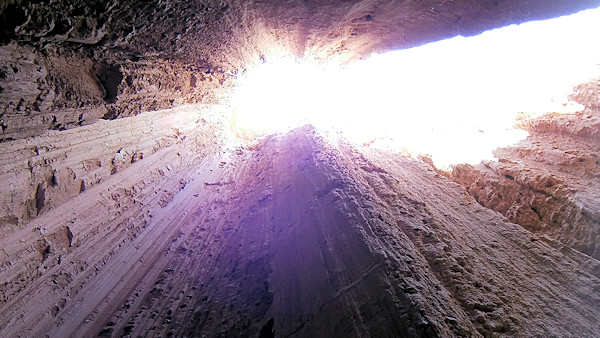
[0,105,226,333]
[1,116,599,337]
[2,1,600,337]
[451,90,600,259]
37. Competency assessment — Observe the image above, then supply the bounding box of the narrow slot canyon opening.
[229,7,600,168]
[1,1,600,337]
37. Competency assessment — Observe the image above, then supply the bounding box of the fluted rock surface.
[2,1,600,336]
[451,82,600,259]
[1,117,599,337]
[0,105,226,334]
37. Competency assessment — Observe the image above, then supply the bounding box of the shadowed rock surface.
[1,1,600,337]
[1,123,599,337]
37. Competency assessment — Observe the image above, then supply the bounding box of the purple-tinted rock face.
[1,1,600,337]
[1,120,599,337]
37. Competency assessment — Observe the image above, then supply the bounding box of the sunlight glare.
[228,7,600,168]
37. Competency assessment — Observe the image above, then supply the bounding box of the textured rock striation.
[1,122,599,337]
[2,1,600,337]
[451,81,600,259]
[0,104,225,311]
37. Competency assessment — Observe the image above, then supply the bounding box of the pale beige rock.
[1,120,599,337]
[451,94,600,259]
[1,1,600,337]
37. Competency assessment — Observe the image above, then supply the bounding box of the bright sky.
[228,6,600,168]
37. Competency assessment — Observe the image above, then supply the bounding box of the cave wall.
[0,104,225,233]
[0,42,226,141]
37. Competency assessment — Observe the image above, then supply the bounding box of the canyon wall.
[0,104,227,333]
[451,79,600,260]
[2,1,600,337]
[2,0,600,142]
[1,119,599,337]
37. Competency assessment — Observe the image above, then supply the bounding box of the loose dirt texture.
[1,118,599,337]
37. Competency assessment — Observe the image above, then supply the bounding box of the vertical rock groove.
[3,121,598,337]
[2,1,600,337]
